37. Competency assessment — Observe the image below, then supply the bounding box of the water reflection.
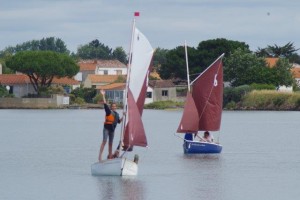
[96,176,145,200]
[178,154,224,200]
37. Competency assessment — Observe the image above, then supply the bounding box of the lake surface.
[0,109,299,200]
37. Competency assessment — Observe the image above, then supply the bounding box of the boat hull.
[183,140,222,154]
[91,157,138,176]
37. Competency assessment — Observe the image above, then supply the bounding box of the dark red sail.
[191,54,224,131]
[123,89,147,148]
[177,92,200,133]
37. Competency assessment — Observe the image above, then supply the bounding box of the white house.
[76,59,127,83]
[145,86,154,104]
[95,60,127,75]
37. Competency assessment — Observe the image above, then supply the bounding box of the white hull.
[91,157,138,176]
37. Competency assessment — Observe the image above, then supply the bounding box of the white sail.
[129,27,154,104]
[123,27,154,148]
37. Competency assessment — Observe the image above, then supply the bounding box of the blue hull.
[183,140,222,154]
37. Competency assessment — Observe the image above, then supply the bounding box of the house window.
[146,92,152,98]
[104,70,108,75]
[116,70,122,75]
[162,90,168,96]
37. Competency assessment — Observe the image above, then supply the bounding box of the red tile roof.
[96,83,126,90]
[0,74,30,84]
[0,74,79,85]
[78,59,126,71]
[52,77,80,85]
[291,67,300,78]
[148,80,175,88]
[87,74,126,84]
[265,58,279,68]
[78,62,96,71]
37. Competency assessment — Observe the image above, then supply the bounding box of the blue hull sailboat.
[177,44,224,154]
[183,138,222,154]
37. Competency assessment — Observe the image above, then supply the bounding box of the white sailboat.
[91,13,154,176]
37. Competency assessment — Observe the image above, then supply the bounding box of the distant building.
[145,80,177,103]
[76,59,127,83]
[0,74,80,98]
[83,74,126,88]
[96,83,126,104]
[291,63,300,87]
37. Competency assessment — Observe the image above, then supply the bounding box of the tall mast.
[185,40,191,92]
[118,13,138,152]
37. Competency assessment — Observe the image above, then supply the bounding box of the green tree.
[112,47,127,64]
[271,58,294,86]
[224,48,272,86]
[71,86,97,103]
[152,48,169,70]
[0,37,70,57]
[0,59,13,74]
[0,85,13,97]
[159,45,198,80]
[256,42,299,59]
[77,39,112,59]
[6,51,79,95]
[197,38,250,69]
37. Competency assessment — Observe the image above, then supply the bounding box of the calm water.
[0,109,299,200]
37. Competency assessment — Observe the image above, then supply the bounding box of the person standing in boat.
[199,131,214,143]
[98,89,123,161]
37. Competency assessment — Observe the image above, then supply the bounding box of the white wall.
[95,67,127,75]
[278,85,293,92]
[74,72,82,81]
[145,86,153,104]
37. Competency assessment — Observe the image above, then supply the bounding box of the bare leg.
[98,141,106,161]
[108,143,113,159]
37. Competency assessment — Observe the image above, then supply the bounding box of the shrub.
[225,101,236,110]
[144,100,183,109]
[250,83,276,90]
[73,97,85,105]
[47,85,65,95]
[223,85,252,107]
[71,86,96,103]
[295,98,300,108]
[241,90,300,110]
[0,85,11,97]
[93,94,103,104]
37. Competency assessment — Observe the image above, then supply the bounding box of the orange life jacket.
[104,113,115,125]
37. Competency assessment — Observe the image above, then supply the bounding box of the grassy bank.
[144,91,300,111]
[144,100,184,109]
[235,90,300,110]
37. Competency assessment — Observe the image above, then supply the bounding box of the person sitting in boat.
[184,133,194,141]
[199,131,214,143]
[98,90,123,161]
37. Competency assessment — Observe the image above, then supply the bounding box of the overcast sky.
[1,0,299,53]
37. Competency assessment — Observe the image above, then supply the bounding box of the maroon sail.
[191,54,224,131]
[136,70,151,115]
[177,92,200,133]
[123,89,148,148]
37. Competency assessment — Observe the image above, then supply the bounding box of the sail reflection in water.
[96,177,145,200]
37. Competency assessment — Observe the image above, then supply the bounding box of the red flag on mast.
[134,12,140,17]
